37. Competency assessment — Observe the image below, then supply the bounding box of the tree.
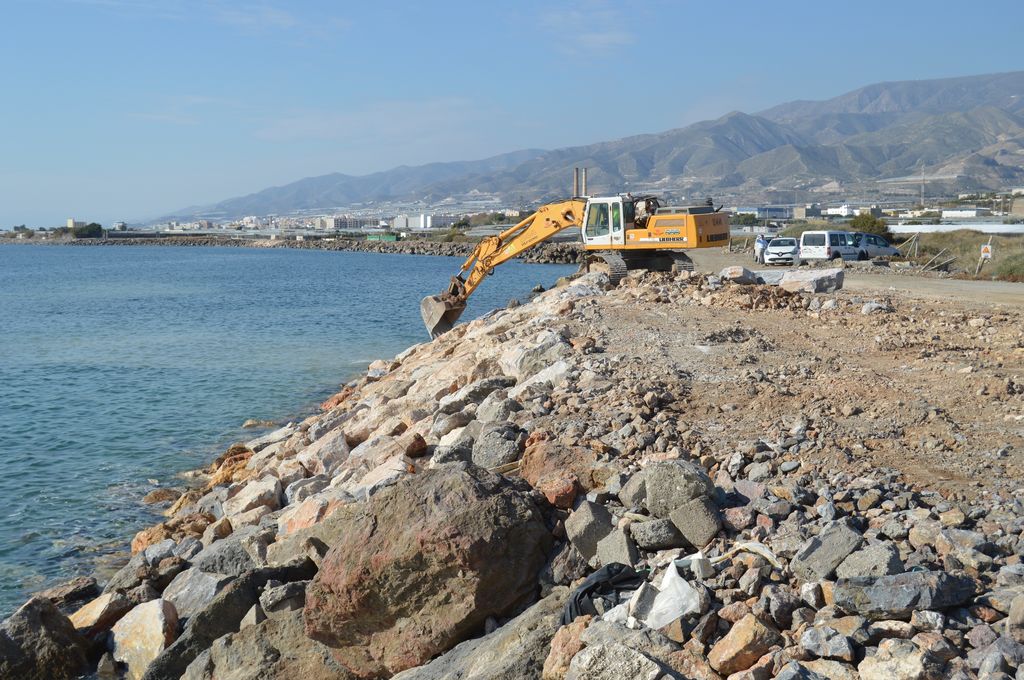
[732,213,758,226]
[72,222,103,238]
[849,213,890,238]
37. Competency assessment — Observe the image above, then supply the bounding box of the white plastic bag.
[643,564,700,629]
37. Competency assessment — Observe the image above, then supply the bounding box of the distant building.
[391,214,435,230]
[756,206,792,220]
[112,221,127,231]
[942,208,991,219]
[67,218,86,229]
[855,206,883,218]
[824,205,856,217]
[793,205,821,219]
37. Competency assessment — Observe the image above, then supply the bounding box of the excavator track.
[669,251,695,273]
[596,251,629,285]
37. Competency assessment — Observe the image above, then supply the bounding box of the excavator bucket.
[420,295,466,338]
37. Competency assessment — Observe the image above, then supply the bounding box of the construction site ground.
[569,253,1023,505]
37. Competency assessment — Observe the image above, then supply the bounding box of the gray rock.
[801,625,855,661]
[836,542,904,579]
[390,588,568,680]
[595,528,639,568]
[565,642,663,680]
[1008,595,1024,643]
[791,519,863,582]
[780,268,844,294]
[437,377,517,415]
[775,661,829,679]
[629,518,686,551]
[476,397,522,424]
[0,596,88,680]
[618,474,647,509]
[565,501,615,565]
[191,531,257,576]
[999,565,1024,588]
[833,571,977,620]
[861,302,892,315]
[162,569,233,621]
[668,495,721,549]
[180,609,349,680]
[284,475,329,505]
[719,266,758,285]
[141,563,316,680]
[641,460,715,518]
[174,537,203,561]
[471,423,525,468]
[259,581,307,618]
[579,620,680,660]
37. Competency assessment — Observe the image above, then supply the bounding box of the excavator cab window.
[586,203,609,237]
[611,202,622,233]
[622,200,635,228]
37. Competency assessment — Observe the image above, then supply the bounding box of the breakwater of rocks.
[4,266,1023,680]
[25,236,585,265]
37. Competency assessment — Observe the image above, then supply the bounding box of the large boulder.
[833,571,976,620]
[304,463,552,678]
[779,268,844,294]
[633,460,715,519]
[181,610,353,680]
[391,587,568,680]
[111,599,179,680]
[0,596,88,680]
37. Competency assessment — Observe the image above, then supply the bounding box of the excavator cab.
[581,197,629,248]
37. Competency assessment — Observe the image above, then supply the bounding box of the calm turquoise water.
[0,245,575,615]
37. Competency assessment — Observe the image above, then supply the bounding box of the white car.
[849,232,901,259]
[763,237,799,265]
[799,230,859,262]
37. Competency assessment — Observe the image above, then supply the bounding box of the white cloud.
[58,0,349,38]
[539,1,636,55]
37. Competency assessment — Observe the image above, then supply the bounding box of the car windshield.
[770,239,796,247]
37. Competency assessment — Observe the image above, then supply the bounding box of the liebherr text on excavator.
[420,174,730,337]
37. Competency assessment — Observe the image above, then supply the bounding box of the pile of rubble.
[3,268,1022,680]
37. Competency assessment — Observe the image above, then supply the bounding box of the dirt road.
[688,248,1024,308]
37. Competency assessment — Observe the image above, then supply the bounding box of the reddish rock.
[520,441,600,491]
[401,432,428,458]
[142,488,182,505]
[130,512,214,554]
[304,463,551,678]
[320,386,354,411]
[707,613,783,675]
[537,473,579,509]
[541,614,591,680]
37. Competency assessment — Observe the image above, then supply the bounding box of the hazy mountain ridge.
[166,71,1024,220]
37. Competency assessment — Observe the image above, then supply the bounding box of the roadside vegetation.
[905,230,1024,281]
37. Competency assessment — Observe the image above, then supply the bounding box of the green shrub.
[993,252,1024,282]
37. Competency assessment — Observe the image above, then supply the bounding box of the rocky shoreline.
[5,237,585,265]
[3,266,1023,679]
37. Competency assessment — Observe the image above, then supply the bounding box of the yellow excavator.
[420,175,730,337]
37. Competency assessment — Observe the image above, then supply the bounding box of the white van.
[799,231,859,262]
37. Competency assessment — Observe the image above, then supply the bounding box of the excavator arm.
[420,198,586,337]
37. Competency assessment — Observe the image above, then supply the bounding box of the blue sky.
[2,0,1022,225]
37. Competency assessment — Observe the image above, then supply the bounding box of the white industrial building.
[941,208,992,219]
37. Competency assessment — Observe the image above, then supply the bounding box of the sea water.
[0,244,575,615]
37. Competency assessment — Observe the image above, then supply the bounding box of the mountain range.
[167,71,1024,220]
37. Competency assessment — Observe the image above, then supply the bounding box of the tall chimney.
[573,167,579,197]
[582,168,588,196]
